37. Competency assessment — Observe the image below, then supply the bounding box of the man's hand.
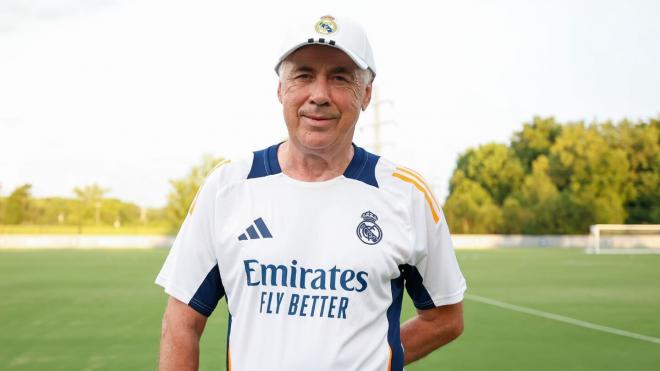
[400,301,464,365]
[159,296,208,371]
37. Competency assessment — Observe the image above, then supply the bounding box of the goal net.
[589,224,660,254]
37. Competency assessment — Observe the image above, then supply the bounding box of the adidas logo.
[238,217,273,241]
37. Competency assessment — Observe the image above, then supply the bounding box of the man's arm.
[400,301,464,365]
[159,296,208,371]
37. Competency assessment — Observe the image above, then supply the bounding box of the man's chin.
[297,134,342,152]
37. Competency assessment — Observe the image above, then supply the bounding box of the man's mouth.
[301,114,337,126]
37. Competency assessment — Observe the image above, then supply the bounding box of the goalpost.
[589,224,660,254]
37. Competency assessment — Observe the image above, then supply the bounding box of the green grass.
[0,248,658,370]
[0,224,171,235]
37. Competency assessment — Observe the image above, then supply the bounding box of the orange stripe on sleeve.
[387,346,392,371]
[189,160,231,215]
[188,190,201,216]
[392,172,440,223]
[396,167,441,212]
[212,159,231,172]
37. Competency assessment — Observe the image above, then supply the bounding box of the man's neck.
[278,140,354,182]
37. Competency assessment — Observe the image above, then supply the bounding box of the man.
[157,14,466,371]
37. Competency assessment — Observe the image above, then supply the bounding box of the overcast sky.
[1,0,659,207]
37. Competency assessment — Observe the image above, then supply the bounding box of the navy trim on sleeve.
[387,275,405,371]
[226,312,232,371]
[400,264,436,310]
[188,264,225,317]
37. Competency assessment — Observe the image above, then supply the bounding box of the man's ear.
[277,81,283,104]
[361,81,373,111]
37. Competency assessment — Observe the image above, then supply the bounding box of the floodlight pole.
[371,87,395,155]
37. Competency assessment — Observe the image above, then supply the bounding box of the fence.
[0,234,658,249]
[0,235,175,249]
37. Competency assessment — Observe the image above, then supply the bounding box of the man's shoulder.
[374,155,432,195]
[203,152,254,188]
[205,143,283,188]
[374,155,443,224]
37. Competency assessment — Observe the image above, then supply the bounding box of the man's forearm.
[159,298,207,371]
[400,302,464,365]
[159,323,201,371]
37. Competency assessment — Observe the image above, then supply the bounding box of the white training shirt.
[156,143,466,371]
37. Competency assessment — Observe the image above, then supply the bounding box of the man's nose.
[308,77,331,106]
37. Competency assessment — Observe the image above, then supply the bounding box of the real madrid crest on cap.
[315,15,338,35]
[356,211,383,245]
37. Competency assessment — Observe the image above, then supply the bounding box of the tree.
[452,143,524,205]
[0,184,5,224]
[601,119,660,223]
[73,184,108,231]
[511,116,562,172]
[165,155,226,231]
[29,197,76,225]
[548,123,632,225]
[501,156,560,233]
[98,199,141,227]
[444,116,658,234]
[4,184,32,225]
[444,172,502,233]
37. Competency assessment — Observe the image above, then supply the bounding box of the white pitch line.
[466,294,660,345]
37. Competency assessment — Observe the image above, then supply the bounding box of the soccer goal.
[589,224,660,254]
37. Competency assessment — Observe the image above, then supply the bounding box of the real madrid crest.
[356,211,383,245]
[315,15,338,35]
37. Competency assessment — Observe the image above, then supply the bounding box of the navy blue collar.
[264,143,282,175]
[250,142,379,188]
[266,143,367,178]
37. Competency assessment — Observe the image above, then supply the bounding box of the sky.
[1,0,659,207]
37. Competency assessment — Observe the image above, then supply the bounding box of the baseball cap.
[275,14,377,76]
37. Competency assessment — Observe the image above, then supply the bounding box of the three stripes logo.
[238,217,273,241]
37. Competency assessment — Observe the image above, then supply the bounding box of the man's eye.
[332,76,349,82]
[295,74,311,80]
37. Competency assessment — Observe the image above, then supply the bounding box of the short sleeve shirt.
[156,143,466,371]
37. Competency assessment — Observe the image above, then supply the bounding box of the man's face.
[277,45,372,152]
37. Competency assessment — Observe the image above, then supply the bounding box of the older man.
[157,14,466,371]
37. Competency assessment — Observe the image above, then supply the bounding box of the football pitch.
[1,248,658,371]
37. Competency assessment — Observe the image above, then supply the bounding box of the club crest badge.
[315,15,338,35]
[356,211,383,245]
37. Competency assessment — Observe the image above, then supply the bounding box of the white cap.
[275,14,376,76]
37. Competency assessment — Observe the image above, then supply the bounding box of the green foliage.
[445,116,660,234]
[501,156,560,234]
[444,174,502,233]
[20,197,146,227]
[0,183,160,232]
[547,123,632,227]
[165,154,226,231]
[0,157,227,233]
[73,184,108,225]
[604,119,660,223]
[452,143,524,205]
[0,194,5,224]
[512,116,562,171]
[4,184,32,225]
[28,197,78,225]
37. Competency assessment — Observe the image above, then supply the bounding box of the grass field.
[1,248,658,371]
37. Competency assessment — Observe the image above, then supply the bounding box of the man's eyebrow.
[291,66,314,73]
[329,66,354,75]
[290,65,356,75]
